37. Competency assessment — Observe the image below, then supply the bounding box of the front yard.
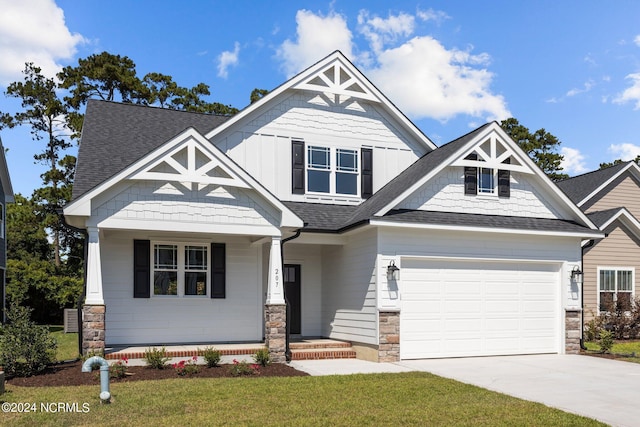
[3,372,604,426]
[583,340,640,363]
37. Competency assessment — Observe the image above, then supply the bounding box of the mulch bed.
[6,360,308,387]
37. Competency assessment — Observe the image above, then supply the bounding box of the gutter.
[280,227,303,362]
[56,208,88,357]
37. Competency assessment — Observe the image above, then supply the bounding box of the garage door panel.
[400,259,559,359]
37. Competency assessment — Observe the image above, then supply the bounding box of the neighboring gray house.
[64,51,602,361]
[0,136,14,324]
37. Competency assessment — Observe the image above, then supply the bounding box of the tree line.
[0,51,572,324]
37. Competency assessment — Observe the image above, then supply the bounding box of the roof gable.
[204,51,436,151]
[346,122,598,230]
[65,127,303,229]
[72,100,231,200]
[587,207,640,241]
[556,161,639,206]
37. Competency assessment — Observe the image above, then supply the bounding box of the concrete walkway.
[292,354,640,427]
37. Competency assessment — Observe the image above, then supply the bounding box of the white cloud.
[416,8,450,24]
[276,10,354,78]
[276,9,510,123]
[609,142,640,160]
[357,11,415,53]
[560,147,589,175]
[634,35,640,47]
[614,73,640,109]
[367,37,510,121]
[217,42,240,79]
[0,0,85,84]
[566,80,594,97]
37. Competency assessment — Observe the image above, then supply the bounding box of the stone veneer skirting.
[264,304,286,363]
[565,308,582,354]
[378,311,400,362]
[82,304,106,355]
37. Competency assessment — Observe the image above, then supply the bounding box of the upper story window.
[307,145,359,195]
[478,167,495,194]
[292,140,372,199]
[599,268,634,312]
[464,154,510,198]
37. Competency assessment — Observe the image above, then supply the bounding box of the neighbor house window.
[599,268,633,311]
[307,145,359,195]
[153,243,208,297]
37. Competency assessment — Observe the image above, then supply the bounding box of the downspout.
[280,228,303,362]
[580,239,596,350]
[81,356,111,402]
[57,208,88,357]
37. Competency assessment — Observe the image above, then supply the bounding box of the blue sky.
[1,0,640,197]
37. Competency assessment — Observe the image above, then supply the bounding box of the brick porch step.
[104,344,265,361]
[290,339,356,360]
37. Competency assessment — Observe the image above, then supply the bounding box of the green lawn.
[49,326,79,361]
[3,373,604,426]
[584,340,640,363]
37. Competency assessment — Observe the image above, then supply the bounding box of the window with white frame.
[599,268,634,311]
[153,243,208,296]
[478,167,495,194]
[307,146,359,195]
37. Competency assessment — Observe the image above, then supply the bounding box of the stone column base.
[565,308,582,354]
[265,304,286,363]
[82,304,105,355]
[379,310,400,362]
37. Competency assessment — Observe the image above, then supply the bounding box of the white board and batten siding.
[212,90,428,204]
[378,227,582,359]
[101,232,263,346]
[321,228,379,345]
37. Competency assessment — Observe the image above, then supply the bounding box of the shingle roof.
[586,208,625,228]
[379,209,596,235]
[345,123,492,225]
[556,162,630,204]
[72,100,231,200]
[283,202,358,231]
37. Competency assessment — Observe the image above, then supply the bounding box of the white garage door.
[400,258,559,359]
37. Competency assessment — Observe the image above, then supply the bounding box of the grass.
[2,372,605,426]
[584,340,640,363]
[48,326,79,361]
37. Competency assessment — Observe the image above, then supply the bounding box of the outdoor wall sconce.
[570,266,583,283]
[387,260,400,281]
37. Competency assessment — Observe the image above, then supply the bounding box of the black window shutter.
[464,153,478,195]
[498,158,510,197]
[292,140,305,194]
[211,243,226,298]
[133,240,150,298]
[361,148,373,199]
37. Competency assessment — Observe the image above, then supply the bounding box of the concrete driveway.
[398,354,640,427]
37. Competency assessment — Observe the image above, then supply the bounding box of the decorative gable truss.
[129,137,250,193]
[292,58,378,104]
[63,128,303,231]
[451,131,533,197]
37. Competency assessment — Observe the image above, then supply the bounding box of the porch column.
[83,227,105,355]
[265,237,286,362]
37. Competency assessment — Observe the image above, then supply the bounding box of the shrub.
[229,359,260,376]
[110,357,129,378]
[144,347,170,369]
[172,356,200,376]
[592,297,640,340]
[201,347,221,368]
[598,330,614,354]
[584,315,603,342]
[253,348,270,367]
[0,304,57,377]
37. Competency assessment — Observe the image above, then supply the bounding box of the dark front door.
[284,264,301,335]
